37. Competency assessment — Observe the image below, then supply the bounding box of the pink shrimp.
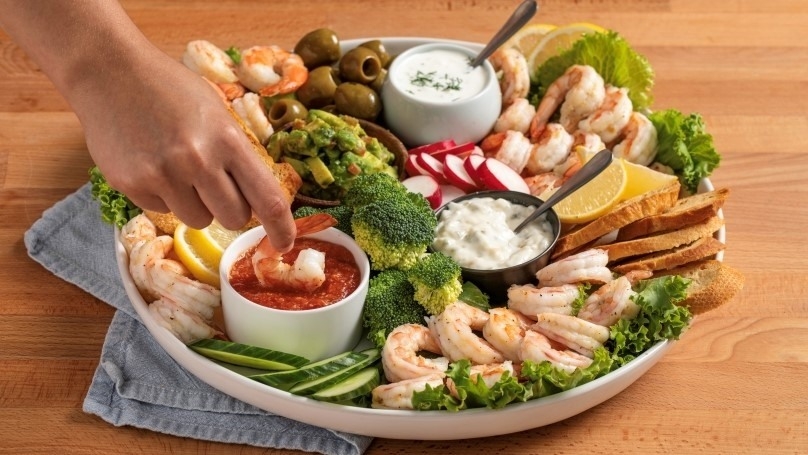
[235,45,309,97]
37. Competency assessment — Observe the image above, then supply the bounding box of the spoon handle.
[469,0,538,67]
[513,148,613,233]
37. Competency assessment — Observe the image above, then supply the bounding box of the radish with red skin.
[463,154,487,187]
[406,154,429,177]
[402,175,443,209]
[443,154,479,193]
[429,142,475,161]
[477,158,531,193]
[416,153,448,183]
[439,184,466,207]
[408,139,456,156]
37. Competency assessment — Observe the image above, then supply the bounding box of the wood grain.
[1,0,806,453]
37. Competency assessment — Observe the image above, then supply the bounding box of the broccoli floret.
[342,172,408,209]
[362,269,429,348]
[293,204,354,237]
[407,252,463,315]
[351,196,437,270]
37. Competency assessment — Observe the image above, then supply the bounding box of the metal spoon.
[469,0,538,68]
[513,148,614,233]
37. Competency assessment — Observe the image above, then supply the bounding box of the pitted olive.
[296,66,340,109]
[267,98,308,129]
[294,28,341,69]
[334,82,381,121]
[358,40,391,68]
[338,47,382,84]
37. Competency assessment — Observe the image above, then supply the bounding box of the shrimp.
[429,302,505,365]
[507,283,581,319]
[525,123,574,175]
[182,40,239,85]
[524,172,562,197]
[519,330,593,373]
[251,213,337,291]
[120,213,157,255]
[489,47,530,107]
[445,361,516,398]
[236,45,308,97]
[149,297,221,345]
[578,270,652,326]
[482,308,531,361]
[371,373,445,410]
[577,85,633,144]
[128,234,173,302]
[535,248,613,287]
[532,312,610,358]
[381,324,449,383]
[493,97,536,134]
[231,92,274,144]
[529,65,606,140]
[148,258,221,321]
[479,130,531,173]
[613,111,658,166]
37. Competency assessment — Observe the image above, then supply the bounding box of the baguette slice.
[612,236,725,274]
[617,188,730,241]
[553,181,681,259]
[601,215,725,262]
[656,259,744,314]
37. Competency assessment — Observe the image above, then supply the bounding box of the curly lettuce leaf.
[88,166,141,228]
[610,275,692,366]
[649,109,721,193]
[532,30,655,111]
[521,347,614,398]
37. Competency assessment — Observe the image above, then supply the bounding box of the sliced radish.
[402,175,443,209]
[405,154,428,177]
[416,153,448,183]
[443,154,479,193]
[463,154,487,187]
[408,139,456,156]
[439,184,466,207]
[429,142,475,161]
[477,158,531,193]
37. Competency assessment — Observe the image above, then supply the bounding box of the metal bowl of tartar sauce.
[432,190,561,303]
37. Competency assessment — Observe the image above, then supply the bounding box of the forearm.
[0,1,161,110]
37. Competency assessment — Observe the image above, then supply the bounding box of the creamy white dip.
[393,48,487,103]
[433,197,555,270]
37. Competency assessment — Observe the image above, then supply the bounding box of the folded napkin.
[24,183,373,455]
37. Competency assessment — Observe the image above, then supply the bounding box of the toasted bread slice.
[143,107,301,235]
[655,259,744,314]
[552,181,681,259]
[612,236,725,274]
[617,188,729,241]
[600,215,725,262]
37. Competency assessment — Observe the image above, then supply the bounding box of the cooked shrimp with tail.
[236,45,308,97]
[429,301,506,365]
[519,330,593,373]
[613,111,658,166]
[252,213,337,291]
[482,308,531,361]
[507,283,581,319]
[578,270,652,327]
[529,64,606,140]
[489,47,530,107]
[532,312,610,358]
[382,324,449,383]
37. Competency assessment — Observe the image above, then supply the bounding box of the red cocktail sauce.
[229,238,361,311]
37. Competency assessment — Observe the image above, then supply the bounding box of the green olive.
[369,68,387,95]
[296,66,340,109]
[338,47,382,84]
[358,40,391,68]
[267,98,308,129]
[294,28,341,69]
[334,82,381,121]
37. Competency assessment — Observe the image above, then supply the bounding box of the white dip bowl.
[219,226,370,361]
[381,42,501,147]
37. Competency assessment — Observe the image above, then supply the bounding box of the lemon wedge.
[621,160,679,200]
[526,22,606,76]
[173,221,244,288]
[546,155,627,225]
[504,23,557,57]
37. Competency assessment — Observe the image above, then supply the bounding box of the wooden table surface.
[2,0,806,453]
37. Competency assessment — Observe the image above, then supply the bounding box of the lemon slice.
[173,221,243,288]
[549,156,627,224]
[526,22,606,76]
[621,160,679,200]
[504,23,557,57]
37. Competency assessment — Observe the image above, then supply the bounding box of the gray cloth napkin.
[24,183,373,455]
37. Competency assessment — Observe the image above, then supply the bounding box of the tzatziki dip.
[393,48,487,103]
[433,197,554,270]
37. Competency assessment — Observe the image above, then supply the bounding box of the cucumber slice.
[189,339,309,371]
[249,351,368,389]
[310,366,380,403]
[304,156,335,187]
[289,348,381,396]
